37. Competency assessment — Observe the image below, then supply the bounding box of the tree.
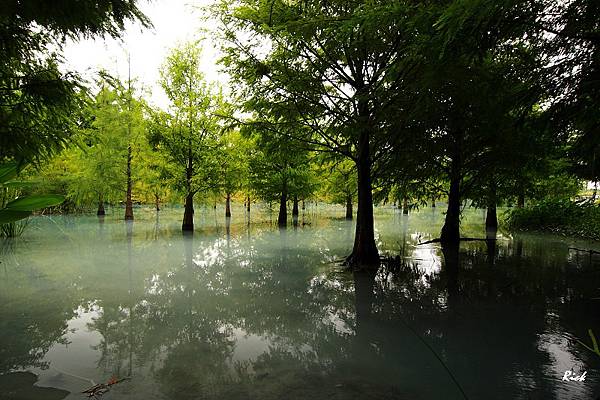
[149,42,224,231]
[0,0,150,162]
[216,0,416,266]
[320,160,356,220]
[246,130,315,227]
[213,130,250,218]
[385,1,545,244]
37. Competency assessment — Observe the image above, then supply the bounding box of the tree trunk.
[182,192,194,231]
[302,199,305,210]
[246,195,250,212]
[182,156,194,232]
[225,193,231,218]
[155,194,160,212]
[348,128,379,266]
[441,167,461,244]
[97,194,105,216]
[292,195,299,217]
[486,182,498,232]
[124,144,134,221]
[345,195,353,220]
[431,195,436,208]
[402,197,409,215]
[278,186,288,227]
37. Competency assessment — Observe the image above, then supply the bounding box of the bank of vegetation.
[506,199,600,240]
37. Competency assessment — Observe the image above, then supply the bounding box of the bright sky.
[62,0,226,109]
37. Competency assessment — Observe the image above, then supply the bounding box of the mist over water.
[1,205,599,399]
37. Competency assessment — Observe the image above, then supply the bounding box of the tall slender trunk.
[97,193,105,216]
[486,181,498,232]
[441,157,461,244]
[431,195,436,208]
[345,194,353,220]
[182,155,194,232]
[402,197,409,215]
[225,193,231,218]
[292,195,299,217]
[246,195,250,212]
[348,128,379,266]
[302,199,305,211]
[278,185,288,227]
[155,193,160,211]
[124,144,134,220]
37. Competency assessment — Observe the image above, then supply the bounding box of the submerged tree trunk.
[348,128,379,267]
[486,182,498,232]
[441,158,461,244]
[97,194,105,216]
[292,195,299,217]
[182,155,194,232]
[124,144,134,221]
[225,193,231,218]
[402,197,409,215]
[182,192,194,231]
[278,185,288,227]
[345,194,353,220]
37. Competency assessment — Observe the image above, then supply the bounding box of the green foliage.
[246,129,316,204]
[149,42,226,201]
[0,0,149,161]
[506,199,600,240]
[319,160,356,206]
[0,162,64,235]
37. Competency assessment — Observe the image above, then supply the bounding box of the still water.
[1,205,599,399]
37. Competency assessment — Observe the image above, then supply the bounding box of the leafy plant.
[0,163,64,232]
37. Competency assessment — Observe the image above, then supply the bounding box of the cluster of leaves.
[0,162,63,236]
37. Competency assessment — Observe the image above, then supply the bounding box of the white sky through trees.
[62,0,225,110]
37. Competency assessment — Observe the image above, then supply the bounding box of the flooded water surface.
[1,205,600,399]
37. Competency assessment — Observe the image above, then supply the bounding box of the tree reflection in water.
[1,210,599,399]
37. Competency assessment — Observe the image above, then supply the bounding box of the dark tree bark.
[278,185,288,227]
[124,144,134,220]
[402,197,409,215]
[225,193,231,218]
[97,194,105,216]
[155,193,160,211]
[345,194,353,220]
[431,195,436,208]
[182,192,194,231]
[292,195,299,217]
[441,157,461,244]
[347,128,379,266]
[301,199,305,211]
[246,195,250,212]
[182,155,194,232]
[486,182,498,232]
